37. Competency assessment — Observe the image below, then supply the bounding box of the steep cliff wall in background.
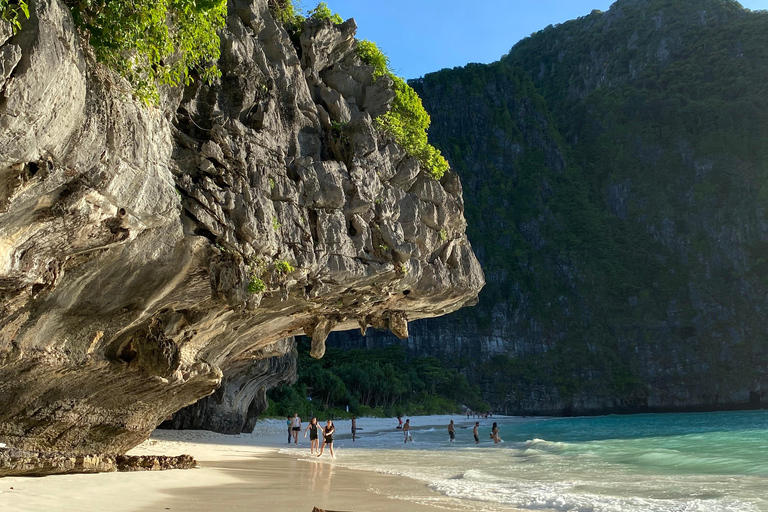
[0,0,483,468]
[330,0,768,415]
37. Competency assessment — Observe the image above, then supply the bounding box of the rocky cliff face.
[160,338,297,434]
[0,0,483,462]
[330,0,768,415]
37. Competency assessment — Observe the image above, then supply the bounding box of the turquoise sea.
[283,410,768,511]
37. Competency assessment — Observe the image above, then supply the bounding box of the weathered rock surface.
[0,449,196,477]
[160,338,297,434]
[0,0,483,467]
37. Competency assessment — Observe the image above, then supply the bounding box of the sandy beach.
[0,416,486,512]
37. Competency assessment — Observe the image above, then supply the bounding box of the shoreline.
[0,415,509,512]
[146,449,479,512]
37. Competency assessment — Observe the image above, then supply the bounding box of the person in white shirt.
[291,413,301,444]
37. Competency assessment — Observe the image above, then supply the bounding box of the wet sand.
[147,451,474,512]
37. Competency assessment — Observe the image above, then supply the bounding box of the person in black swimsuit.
[317,419,335,458]
[303,417,319,454]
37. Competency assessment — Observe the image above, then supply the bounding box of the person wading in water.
[303,417,319,454]
[317,420,336,458]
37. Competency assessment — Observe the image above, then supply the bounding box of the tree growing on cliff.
[65,0,227,103]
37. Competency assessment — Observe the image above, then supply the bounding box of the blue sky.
[312,0,768,79]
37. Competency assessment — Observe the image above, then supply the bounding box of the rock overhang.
[0,0,484,462]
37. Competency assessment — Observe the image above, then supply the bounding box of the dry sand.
[0,418,480,512]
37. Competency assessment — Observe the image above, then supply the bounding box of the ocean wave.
[427,478,760,512]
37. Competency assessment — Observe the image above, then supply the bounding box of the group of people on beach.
[286,413,340,458]
[454,420,502,444]
[399,416,502,445]
[288,413,503,454]
[466,411,494,419]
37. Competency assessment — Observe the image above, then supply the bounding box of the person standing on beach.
[473,422,480,444]
[351,416,357,442]
[286,416,292,444]
[448,420,456,442]
[317,420,336,458]
[403,419,412,444]
[291,413,302,444]
[304,417,319,454]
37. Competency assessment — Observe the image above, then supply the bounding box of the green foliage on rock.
[355,39,389,76]
[66,0,227,103]
[306,1,341,24]
[0,0,29,32]
[265,338,488,418]
[269,0,342,39]
[356,39,449,180]
[274,260,295,274]
[268,0,304,37]
[268,0,301,25]
[247,277,265,294]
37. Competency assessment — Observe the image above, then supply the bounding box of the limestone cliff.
[0,0,483,464]
[329,0,768,415]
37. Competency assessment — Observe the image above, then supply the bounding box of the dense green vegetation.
[64,0,226,103]
[265,338,488,418]
[413,62,659,406]
[0,0,29,32]
[356,40,449,179]
[507,0,768,206]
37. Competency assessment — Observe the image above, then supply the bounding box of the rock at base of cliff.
[0,449,197,477]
